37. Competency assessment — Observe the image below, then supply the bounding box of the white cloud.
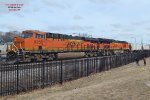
[47,25,94,32]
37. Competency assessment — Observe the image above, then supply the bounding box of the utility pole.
[141,36,144,50]
[131,37,137,50]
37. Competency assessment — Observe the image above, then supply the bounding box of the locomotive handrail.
[19,42,24,52]
[12,43,18,52]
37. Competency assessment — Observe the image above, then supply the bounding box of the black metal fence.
[0,51,150,96]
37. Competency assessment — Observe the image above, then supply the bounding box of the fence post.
[16,62,19,94]
[0,65,3,96]
[109,56,111,69]
[132,52,134,62]
[74,59,77,79]
[115,55,117,67]
[94,58,97,73]
[106,57,108,70]
[42,60,45,88]
[60,60,63,84]
[95,57,98,73]
[128,54,130,64]
[99,58,101,72]
[87,58,89,76]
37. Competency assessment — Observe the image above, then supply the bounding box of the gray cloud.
[0,24,25,32]
[47,25,94,31]
[145,27,150,31]
[0,0,26,3]
[110,23,135,32]
[22,0,70,14]
[121,28,135,32]
[132,20,150,26]
[88,0,117,4]
[73,15,84,20]
[42,0,71,9]
[110,24,123,28]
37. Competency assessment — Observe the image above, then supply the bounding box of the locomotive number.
[34,40,43,44]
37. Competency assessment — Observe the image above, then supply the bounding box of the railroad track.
[1,54,123,65]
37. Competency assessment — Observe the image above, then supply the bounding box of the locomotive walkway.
[1,57,150,100]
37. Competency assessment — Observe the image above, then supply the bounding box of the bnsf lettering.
[67,42,81,46]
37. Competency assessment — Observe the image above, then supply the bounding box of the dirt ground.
[1,58,150,100]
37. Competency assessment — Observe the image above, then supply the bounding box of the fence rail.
[0,50,150,96]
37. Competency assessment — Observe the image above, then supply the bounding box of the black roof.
[115,40,128,43]
[46,32,128,43]
[98,38,116,43]
[82,37,99,42]
[46,32,82,40]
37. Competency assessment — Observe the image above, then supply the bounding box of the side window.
[46,33,53,38]
[36,34,44,39]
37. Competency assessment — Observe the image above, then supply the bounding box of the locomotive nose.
[13,37,25,50]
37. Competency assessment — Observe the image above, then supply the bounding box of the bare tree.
[1,31,21,43]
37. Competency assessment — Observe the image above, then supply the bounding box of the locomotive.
[6,30,131,62]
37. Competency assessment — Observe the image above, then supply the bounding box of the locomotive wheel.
[84,52,89,57]
[47,54,54,60]
[94,53,98,57]
[53,53,58,60]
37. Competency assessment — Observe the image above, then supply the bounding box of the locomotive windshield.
[23,33,33,38]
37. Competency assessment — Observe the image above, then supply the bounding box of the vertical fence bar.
[50,62,52,86]
[109,56,111,70]
[106,57,108,70]
[17,63,19,94]
[105,57,107,71]
[81,59,83,77]
[101,57,104,71]
[98,58,101,72]
[94,58,97,73]
[104,57,106,71]
[74,60,77,79]
[87,58,89,76]
[42,61,45,88]
[96,58,98,73]
[0,66,2,96]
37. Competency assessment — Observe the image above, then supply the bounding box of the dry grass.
[1,58,150,100]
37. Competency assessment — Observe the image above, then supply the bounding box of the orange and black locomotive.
[7,30,131,61]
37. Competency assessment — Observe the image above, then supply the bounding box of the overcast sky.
[0,0,150,44]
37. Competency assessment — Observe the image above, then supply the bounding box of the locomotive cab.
[22,30,46,51]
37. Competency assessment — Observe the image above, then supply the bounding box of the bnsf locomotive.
[6,30,131,62]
